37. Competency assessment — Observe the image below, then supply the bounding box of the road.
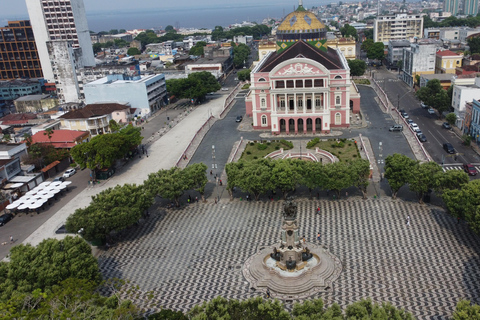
[372,67,480,171]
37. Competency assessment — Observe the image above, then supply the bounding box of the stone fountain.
[242,200,342,298]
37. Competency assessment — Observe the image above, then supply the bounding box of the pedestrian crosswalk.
[442,164,480,173]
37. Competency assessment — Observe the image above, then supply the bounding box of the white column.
[303,93,306,113]
[294,93,297,115]
[285,93,288,114]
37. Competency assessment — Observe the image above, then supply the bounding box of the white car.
[410,123,421,132]
[427,108,435,115]
[63,168,76,178]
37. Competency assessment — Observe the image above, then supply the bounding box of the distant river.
[85,3,324,31]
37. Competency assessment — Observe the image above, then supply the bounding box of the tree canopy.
[384,153,416,199]
[233,43,251,68]
[127,47,141,56]
[237,69,251,81]
[189,41,207,56]
[211,24,271,41]
[166,71,221,101]
[366,42,385,61]
[66,184,154,242]
[416,79,451,114]
[348,59,367,76]
[340,23,358,40]
[0,236,101,301]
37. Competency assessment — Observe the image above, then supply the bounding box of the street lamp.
[212,145,216,178]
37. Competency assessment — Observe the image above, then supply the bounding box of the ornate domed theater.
[245,0,361,134]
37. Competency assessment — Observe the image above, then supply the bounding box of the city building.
[0,143,27,182]
[76,64,140,97]
[59,102,132,136]
[326,37,356,60]
[14,94,58,113]
[387,40,410,66]
[435,50,462,74]
[184,46,233,79]
[374,14,423,43]
[84,74,167,116]
[26,0,95,103]
[419,73,453,89]
[31,129,89,149]
[402,40,437,87]
[0,80,42,101]
[463,0,479,16]
[451,77,480,128]
[0,20,43,80]
[468,99,480,143]
[443,0,459,15]
[245,3,360,134]
[99,33,134,43]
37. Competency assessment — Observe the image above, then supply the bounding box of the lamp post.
[212,145,216,178]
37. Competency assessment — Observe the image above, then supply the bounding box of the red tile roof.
[31,130,89,149]
[0,113,37,125]
[436,50,459,57]
[59,103,130,120]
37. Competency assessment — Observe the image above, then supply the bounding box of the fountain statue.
[242,199,343,298]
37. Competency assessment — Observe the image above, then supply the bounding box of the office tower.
[374,13,423,43]
[0,21,43,80]
[26,0,95,102]
[463,0,479,16]
[444,0,459,16]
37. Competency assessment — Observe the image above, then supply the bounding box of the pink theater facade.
[245,42,360,134]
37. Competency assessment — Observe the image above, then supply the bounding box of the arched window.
[258,78,266,82]
[261,115,267,126]
[336,95,341,105]
[334,75,342,79]
[335,113,341,125]
[261,98,266,107]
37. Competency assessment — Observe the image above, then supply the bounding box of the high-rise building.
[463,0,478,16]
[25,0,95,102]
[373,14,423,43]
[444,0,459,15]
[0,20,43,80]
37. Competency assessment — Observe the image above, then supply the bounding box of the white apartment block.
[402,40,437,87]
[26,0,95,103]
[452,77,480,127]
[374,14,423,43]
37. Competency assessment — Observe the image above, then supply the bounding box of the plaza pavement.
[22,96,227,247]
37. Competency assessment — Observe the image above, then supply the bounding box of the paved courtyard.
[98,197,480,319]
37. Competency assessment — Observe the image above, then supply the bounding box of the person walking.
[266,288,271,298]
[10,235,13,243]
[316,206,320,215]
[317,232,321,242]
[302,235,306,244]
[406,215,410,226]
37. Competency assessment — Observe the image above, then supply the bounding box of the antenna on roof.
[299,0,303,6]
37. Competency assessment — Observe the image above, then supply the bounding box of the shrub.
[275,146,280,150]
[266,142,271,146]
[257,143,268,150]
[250,142,254,146]
[253,156,258,159]
[280,139,293,148]
[307,137,320,149]
[246,151,251,155]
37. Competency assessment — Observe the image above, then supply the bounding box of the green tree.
[237,69,251,81]
[345,298,415,319]
[127,47,141,55]
[43,128,54,144]
[185,163,208,202]
[2,134,11,143]
[109,29,119,35]
[384,153,416,199]
[166,71,221,101]
[146,167,190,206]
[446,112,457,125]
[443,180,480,232]
[92,42,103,54]
[189,41,207,56]
[416,79,450,114]
[363,28,374,40]
[347,59,367,76]
[165,25,175,32]
[408,161,443,203]
[433,170,469,195]
[340,23,358,40]
[468,37,480,54]
[272,159,302,199]
[149,309,188,320]
[301,161,327,199]
[0,237,101,301]
[323,161,353,198]
[235,159,275,200]
[367,42,385,60]
[453,300,480,320]
[66,184,154,242]
[233,43,251,68]
[109,119,121,132]
[423,15,437,28]
[225,162,241,200]
[350,159,371,199]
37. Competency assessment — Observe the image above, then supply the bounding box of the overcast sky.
[3,0,307,17]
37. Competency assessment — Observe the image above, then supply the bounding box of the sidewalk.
[22,96,227,248]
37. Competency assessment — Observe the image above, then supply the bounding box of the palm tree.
[44,128,54,145]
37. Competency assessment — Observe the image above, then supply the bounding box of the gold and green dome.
[276,3,327,53]
[277,6,326,33]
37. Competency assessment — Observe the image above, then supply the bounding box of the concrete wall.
[70,0,95,66]
[48,41,81,103]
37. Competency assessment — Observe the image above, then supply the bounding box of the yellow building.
[435,50,462,74]
[326,37,356,60]
[255,39,277,66]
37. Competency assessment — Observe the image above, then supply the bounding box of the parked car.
[63,168,76,178]
[443,143,455,154]
[53,177,65,182]
[221,87,229,91]
[427,108,436,115]
[235,115,243,123]
[389,124,403,131]
[442,122,452,130]
[416,132,427,142]
[406,119,414,125]
[463,163,478,176]
[410,123,420,132]
[0,213,13,226]
[400,110,409,119]
[421,102,428,109]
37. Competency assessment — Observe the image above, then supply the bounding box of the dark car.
[416,133,427,142]
[236,116,243,122]
[53,177,65,182]
[442,122,452,130]
[443,143,455,154]
[463,164,478,176]
[0,213,13,226]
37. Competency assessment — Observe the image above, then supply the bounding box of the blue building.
[470,99,480,144]
[0,79,42,101]
[84,74,167,116]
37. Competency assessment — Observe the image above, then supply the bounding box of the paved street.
[98,198,480,319]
